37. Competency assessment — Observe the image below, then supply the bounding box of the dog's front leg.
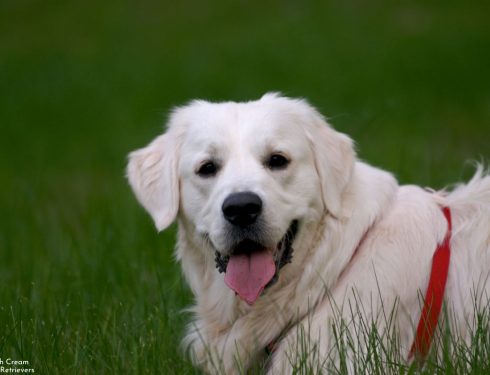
[186,309,294,374]
[266,316,332,375]
[267,290,406,374]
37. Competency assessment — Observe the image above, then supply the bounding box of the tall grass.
[187,287,490,374]
[288,295,489,374]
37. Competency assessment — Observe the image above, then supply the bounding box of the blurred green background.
[0,1,489,373]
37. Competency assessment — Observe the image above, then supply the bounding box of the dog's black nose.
[222,192,262,227]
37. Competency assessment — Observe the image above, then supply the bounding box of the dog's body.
[127,94,490,374]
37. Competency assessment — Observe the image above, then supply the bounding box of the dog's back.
[444,166,490,340]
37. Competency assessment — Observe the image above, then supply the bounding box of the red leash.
[408,206,452,360]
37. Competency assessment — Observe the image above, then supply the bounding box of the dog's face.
[127,94,355,304]
[178,99,320,255]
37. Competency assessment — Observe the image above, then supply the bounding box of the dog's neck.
[263,162,398,321]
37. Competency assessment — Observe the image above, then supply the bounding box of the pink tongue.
[224,250,276,305]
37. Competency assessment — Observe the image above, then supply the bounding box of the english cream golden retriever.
[127,94,490,374]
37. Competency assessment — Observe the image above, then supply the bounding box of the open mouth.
[214,220,298,305]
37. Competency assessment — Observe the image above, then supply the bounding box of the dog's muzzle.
[214,220,299,304]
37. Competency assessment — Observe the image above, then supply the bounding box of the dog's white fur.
[127,94,490,374]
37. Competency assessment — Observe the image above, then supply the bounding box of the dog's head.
[127,93,355,304]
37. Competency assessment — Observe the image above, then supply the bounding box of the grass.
[189,288,490,375]
[0,0,489,373]
[282,294,490,375]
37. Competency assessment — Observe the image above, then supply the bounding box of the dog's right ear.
[126,131,180,231]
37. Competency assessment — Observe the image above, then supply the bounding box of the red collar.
[408,206,452,360]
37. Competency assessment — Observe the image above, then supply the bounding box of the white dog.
[127,94,490,374]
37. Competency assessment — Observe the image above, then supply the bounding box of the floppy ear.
[126,132,180,231]
[306,113,355,218]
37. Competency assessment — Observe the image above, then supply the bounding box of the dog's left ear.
[305,110,356,218]
[126,130,181,231]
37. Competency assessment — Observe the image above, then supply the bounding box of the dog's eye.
[266,153,290,170]
[197,161,219,177]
